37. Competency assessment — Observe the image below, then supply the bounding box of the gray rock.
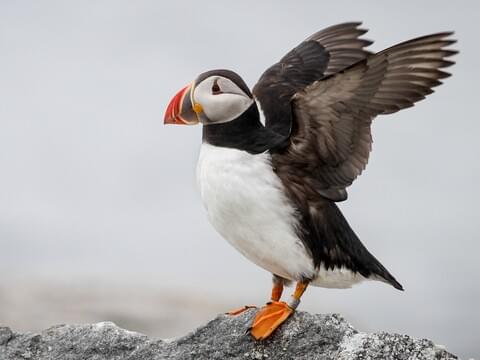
[0,310,457,360]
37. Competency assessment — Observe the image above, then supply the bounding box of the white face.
[193,76,253,124]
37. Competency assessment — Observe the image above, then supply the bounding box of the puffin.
[164,22,456,340]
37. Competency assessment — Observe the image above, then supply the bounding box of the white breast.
[196,143,315,281]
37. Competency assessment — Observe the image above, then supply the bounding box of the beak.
[164,83,200,125]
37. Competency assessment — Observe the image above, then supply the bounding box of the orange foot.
[226,305,257,316]
[250,301,293,340]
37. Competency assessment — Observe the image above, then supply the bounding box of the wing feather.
[273,32,457,201]
[253,22,372,137]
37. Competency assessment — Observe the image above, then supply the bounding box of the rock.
[0,310,457,360]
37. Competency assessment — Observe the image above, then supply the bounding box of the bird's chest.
[196,143,314,280]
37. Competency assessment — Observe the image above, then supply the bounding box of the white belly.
[196,143,315,281]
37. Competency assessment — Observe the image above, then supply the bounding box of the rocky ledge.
[0,310,457,359]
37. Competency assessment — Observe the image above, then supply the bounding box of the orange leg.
[250,281,309,340]
[290,281,308,309]
[227,276,285,316]
[271,276,284,301]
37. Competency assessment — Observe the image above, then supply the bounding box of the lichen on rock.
[0,310,457,359]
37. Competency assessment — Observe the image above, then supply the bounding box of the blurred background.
[0,0,478,358]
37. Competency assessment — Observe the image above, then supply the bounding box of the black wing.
[273,32,456,201]
[253,22,372,137]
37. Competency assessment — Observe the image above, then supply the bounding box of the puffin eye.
[211,79,221,95]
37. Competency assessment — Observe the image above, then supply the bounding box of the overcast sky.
[0,1,478,357]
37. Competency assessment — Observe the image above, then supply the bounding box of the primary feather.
[267,31,456,201]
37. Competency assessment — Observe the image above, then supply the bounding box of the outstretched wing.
[273,32,457,201]
[253,22,372,137]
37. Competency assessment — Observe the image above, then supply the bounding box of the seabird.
[164,22,456,340]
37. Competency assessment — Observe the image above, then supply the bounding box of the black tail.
[328,203,404,290]
[302,200,404,290]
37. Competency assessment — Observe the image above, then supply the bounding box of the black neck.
[202,104,287,154]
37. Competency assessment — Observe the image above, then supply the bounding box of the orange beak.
[164,83,199,125]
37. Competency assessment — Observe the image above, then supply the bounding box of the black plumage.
[198,22,456,290]
[202,103,287,154]
[253,22,373,138]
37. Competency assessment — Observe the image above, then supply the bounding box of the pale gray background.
[0,1,478,358]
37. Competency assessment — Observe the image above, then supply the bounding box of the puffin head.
[164,69,254,126]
